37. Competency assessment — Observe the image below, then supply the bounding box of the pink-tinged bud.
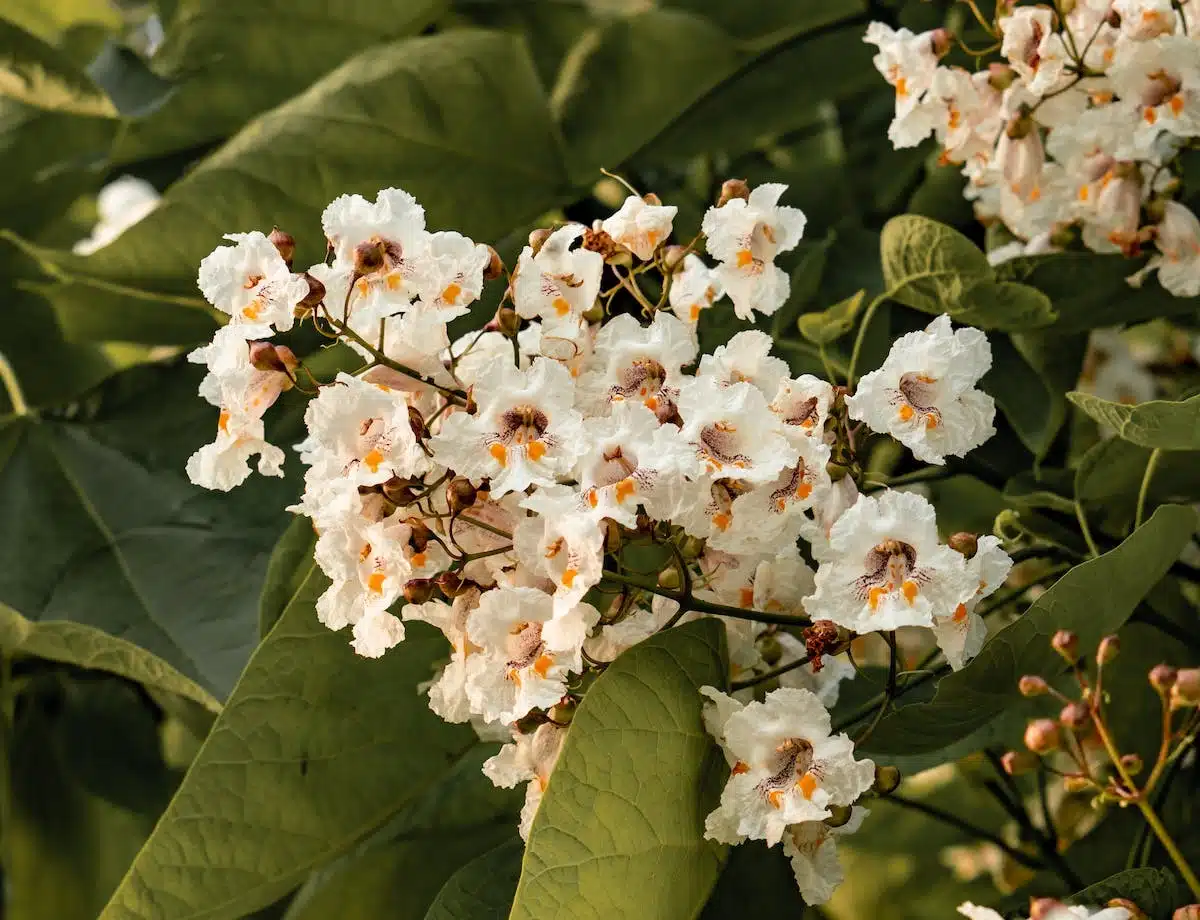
[1029,899,1066,920]
[995,115,1044,200]
[446,477,477,515]
[1173,906,1200,920]
[717,178,750,207]
[268,227,295,267]
[549,698,577,725]
[1119,753,1143,775]
[948,532,978,558]
[1025,718,1060,754]
[929,28,953,58]
[528,228,552,254]
[404,517,432,553]
[1096,635,1120,666]
[1171,668,1200,707]
[872,764,901,795]
[1019,675,1050,697]
[353,238,387,276]
[1093,166,1143,252]
[403,578,435,605]
[1060,702,1090,729]
[482,244,504,281]
[494,305,521,338]
[381,477,417,505]
[297,272,326,314]
[642,191,663,207]
[662,244,688,273]
[434,570,467,598]
[248,341,289,374]
[407,406,428,442]
[1052,630,1079,662]
[1001,750,1038,775]
[1150,664,1179,694]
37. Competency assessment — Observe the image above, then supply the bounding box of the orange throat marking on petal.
[712,512,732,532]
[386,273,403,292]
[532,654,553,678]
[895,75,909,98]
[410,552,427,568]
[551,296,571,317]
[614,477,637,504]
[952,603,969,623]
[1169,94,1184,116]
[242,300,262,321]
[218,410,231,432]
[898,404,915,422]
[489,443,508,467]
[441,282,462,305]
[367,572,386,594]
[867,585,889,611]
[901,580,919,604]
[767,789,785,809]
[797,773,818,800]
[739,586,755,609]
[731,761,750,776]
[735,249,754,268]
[527,440,547,462]
[363,448,384,472]
[561,568,578,588]
[795,482,812,500]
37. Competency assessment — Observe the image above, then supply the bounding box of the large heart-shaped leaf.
[859,504,1196,756]
[510,618,729,920]
[423,838,526,920]
[1068,391,1200,451]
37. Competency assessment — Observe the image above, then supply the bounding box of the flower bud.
[407,406,429,442]
[929,28,953,58]
[663,245,688,272]
[549,697,577,725]
[483,245,504,281]
[444,477,477,516]
[1150,663,1179,694]
[758,633,783,667]
[1097,635,1120,666]
[494,306,521,339]
[1024,718,1060,754]
[658,565,682,591]
[1060,702,1090,729]
[403,578,435,605]
[1029,899,1066,920]
[1002,750,1038,775]
[948,532,978,559]
[582,302,605,323]
[268,227,295,268]
[353,238,388,276]
[1052,630,1079,662]
[435,570,468,598]
[642,192,663,207]
[717,178,750,207]
[405,516,432,553]
[1019,675,1050,697]
[248,341,292,374]
[381,477,418,505]
[1063,773,1092,793]
[582,226,621,261]
[1119,753,1143,776]
[679,535,706,560]
[872,764,901,795]
[603,518,623,555]
[987,62,1018,92]
[297,272,326,314]
[996,114,1044,200]
[1173,906,1200,920]
[528,228,552,254]
[824,804,854,828]
[1171,668,1200,708]
[825,461,852,482]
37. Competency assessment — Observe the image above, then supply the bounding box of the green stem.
[1136,800,1200,899]
[880,793,1045,872]
[1134,447,1162,530]
[0,352,29,417]
[1074,500,1101,559]
[846,292,887,388]
[0,650,13,906]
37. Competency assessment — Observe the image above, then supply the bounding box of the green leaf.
[111,0,447,162]
[0,602,219,711]
[771,234,831,339]
[1067,391,1200,450]
[27,30,570,344]
[955,278,1057,331]
[97,561,477,920]
[283,745,521,920]
[423,838,525,920]
[982,332,1086,458]
[860,504,1197,756]
[259,516,317,639]
[510,618,729,920]
[1067,868,1185,920]
[699,841,806,918]
[1075,438,1200,534]
[2,0,119,42]
[0,14,115,114]
[879,214,991,313]
[994,252,1199,332]
[797,288,865,346]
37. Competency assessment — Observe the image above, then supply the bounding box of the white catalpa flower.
[412,230,491,322]
[513,224,603,327]
[770,375,835,443]
[197,231,307,332]
[847,314,996,465]
[430,358,585,497]
[404,589,483,722]
[678,377,798,485]
[296,372,432,490]
[580,311,697,418]
[186,408,285,491]
[447,329,527,388]
[697,330,789,398]
[1000,6,1071,95]
[74,175,160,255]
[783,806,869,905]
[958,905,1131,920]
[515,485,605,617]
[864,22,944,147]
[600,194,678,260]
[575,400,698,526]
[931,535,1013,670]
[667,253,724,324]
[483,723,566,840]
[701,686,875,847]
[801,475,861,558]
[1145,200,1200,297]
[927,67,1004,165]
[702,183,807,320]
[804,489,974,633]
[464,586,598,725]
[1113,0,1179,38]
[1110,35,1200,141]
[322,187,428,310]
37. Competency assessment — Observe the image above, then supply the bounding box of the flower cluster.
[865,2,1200,296]
[185,179,1012,904]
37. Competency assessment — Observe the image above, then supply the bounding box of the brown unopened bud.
[1171,668,1200,707]
[662,244,688,273]
[528,228,552,254]
[297,272,326,314]
[483,245,504,281]
[758,633,783,667]
[269,227,295,267]
[248,341,289,374]
[381,477,417,505]
[405,517,432,553]
[1005,110,1035,140]
[948,532,978,559]
[1019,675,1050,697]
[494,306,521,338]
[1062,773,1092,793]
[1060,702,1090,729]
[1002,750,1038,775]
[434,570,467,598]
[658,565,682,591]
[872,764,902,795]
[407,406,428,442]
[1097,635,1120,665]
[1106,900,1146,920]
[403,578,435,605]
[1173,906,1200,920]
[549,698,577,725]
[929,28,953,57]
[515,710,546,734]
[987,62,1018,92]
[1120,753,1143,775]
[446,477,478,515]
[1024,718,1060,754]
[1052,630,1079,662]
[582,226,622,262]
[642,192,663,207]
[717,178,750,207]
[603,518,623,555]
[353,238,388,275]
[1105,7,1122,28]
[1029,898,1066,920]
[1150,664,1179,694]
[824,804,854,828]
[804,620,843,673]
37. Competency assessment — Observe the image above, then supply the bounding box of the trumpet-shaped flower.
[483,723,567,839]
[580,312,697,417]
[678,377,798,485]
[197,231,307,333]
[600,195,678,260]
[412,230,491,322]
[697,330,789,398]
[513,224,603,327]
[783,806,869,905]
[322,187,428,311]
[931,535,1012,670]
[667,253,724,324]
[515,485,605,619]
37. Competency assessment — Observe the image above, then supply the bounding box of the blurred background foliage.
[0,0,1197,918]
